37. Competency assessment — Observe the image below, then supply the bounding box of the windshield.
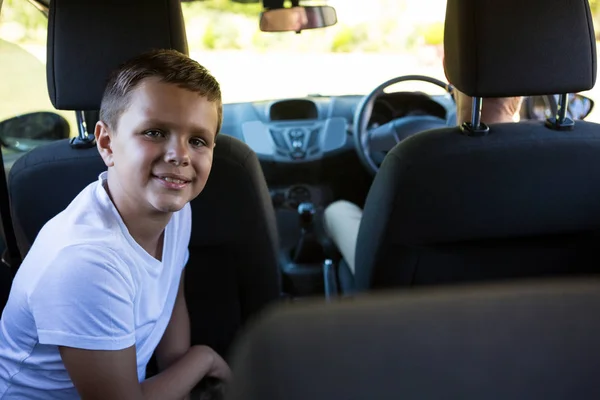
[182,0,448,104]
[3,0,600,121]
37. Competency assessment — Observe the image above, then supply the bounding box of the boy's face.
[97,77,218,215]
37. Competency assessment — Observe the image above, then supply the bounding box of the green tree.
[182,0,262,18]
[589,0,600,39]
[0,0,47,42]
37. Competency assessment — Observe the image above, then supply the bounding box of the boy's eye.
[190,137,207,148]
[144,130,165,138]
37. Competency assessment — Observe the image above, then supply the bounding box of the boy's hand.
[193,345,232,382]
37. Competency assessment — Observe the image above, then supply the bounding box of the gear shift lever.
[292,202,321,263]
[298,202,316,232]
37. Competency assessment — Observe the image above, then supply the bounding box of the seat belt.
[0,150,21,275]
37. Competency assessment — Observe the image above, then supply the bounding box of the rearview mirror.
[259,5,337,33]
[0,112,70,152]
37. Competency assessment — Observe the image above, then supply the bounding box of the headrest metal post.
[460,96,489,137]
[545,93,575,131]
[472,97,482,129]
[70,110,97,149]
[76,110,87,140]
[557,93,569,123]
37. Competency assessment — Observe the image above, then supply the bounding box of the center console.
[270,183,338,297]
[241,99,352,164]
[242,99,352,297]
[279,201,328,296]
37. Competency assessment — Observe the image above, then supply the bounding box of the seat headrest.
[443,0,597,97]
[47,0,188,110]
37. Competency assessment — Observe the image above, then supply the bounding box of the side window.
[0,0,75,167]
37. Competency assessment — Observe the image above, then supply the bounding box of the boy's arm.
[60,277,230,400]
[60,342,228,400]
[155,273,191,371]
[42,246,229,400]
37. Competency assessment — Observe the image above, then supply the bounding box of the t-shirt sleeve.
[29,244,136,351]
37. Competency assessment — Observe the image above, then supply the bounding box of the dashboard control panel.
[241,117,351,163]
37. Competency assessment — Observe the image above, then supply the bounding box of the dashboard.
[221,92,455,164]
[218,91,456,256]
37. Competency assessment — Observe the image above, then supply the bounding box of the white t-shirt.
[0,171,190,399]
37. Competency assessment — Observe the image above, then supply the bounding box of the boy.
[0,49,230,399]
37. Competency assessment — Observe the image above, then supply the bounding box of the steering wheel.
[353,75,455,175]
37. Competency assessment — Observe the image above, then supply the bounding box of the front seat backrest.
[8,0,281,357]
[226,278,600,400]
[354,0,600,291]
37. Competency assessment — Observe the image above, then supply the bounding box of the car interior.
[0,0,599,396]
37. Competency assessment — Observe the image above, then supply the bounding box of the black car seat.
[352,0,600,292]
[226,278,600,400]
[8,0,281,358]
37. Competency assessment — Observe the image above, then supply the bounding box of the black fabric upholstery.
[183,135,281,357]
[226,278,600,400]
[351,0,600,293]
[9,135,281,356]
[0,263,12,313]
[9,141,105,255]
[47,0,188,110]
[354,122,600,291]
[443,0,596,97]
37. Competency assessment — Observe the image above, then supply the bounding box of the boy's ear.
[95,121,114,167]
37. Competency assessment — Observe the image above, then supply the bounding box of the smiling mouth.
[153,174,192,189]
[158,176,189,184]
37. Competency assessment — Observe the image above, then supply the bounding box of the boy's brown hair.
[99,49,222,134]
